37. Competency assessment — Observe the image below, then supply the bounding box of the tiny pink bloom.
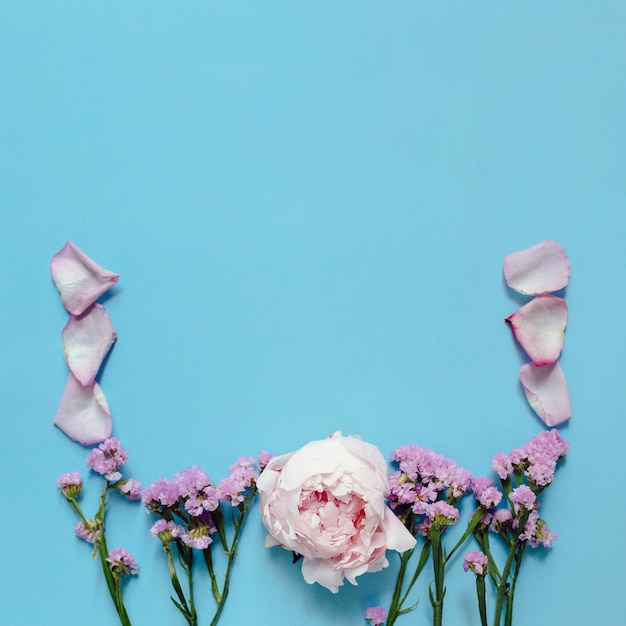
[365,606,387,625]
[62,303,117,386]
[506,295,568,365]
[503,239,570,296]
[50,241,120,316]
[53,373,112,445]
[519,361,572,426]
[463,550,489,576]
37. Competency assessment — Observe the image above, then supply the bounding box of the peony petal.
[50,241,120,315]
[519,361,572,426]
[503,239,570,295]
[53,374,112,445]
[62,303,117,385]
[383,506,418,553]
[506,295,568,365]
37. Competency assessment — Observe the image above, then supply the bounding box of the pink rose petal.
[506,295,568,365]
[519,361,572,426]
[62,303,117,386]
[504,240,570,295]
[50,241,120,315]
[53,374,112,445]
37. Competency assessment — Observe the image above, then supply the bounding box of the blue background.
[1,3,624,625]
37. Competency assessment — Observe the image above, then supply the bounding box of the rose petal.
[519,361,572,426]
[50,241,120,315]
[504,240,570,295]
[506,295,568,365]
[53,374,112,445]
[62,303,117,386]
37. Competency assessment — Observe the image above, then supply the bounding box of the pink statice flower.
[86,437,128,481]
[181,526,213,550]
[173,466,211,499]
[463,551,489,576]
[257,450,276,471]
[365,605,387,625]
[141,478,180,512]
[509,485,536,513]
[106,547,139,576]
[491,452,513,480]
[449,466,473,498]
[522,429,569,487]
[74,520,100,544]
[150,520,185,544]
[119,478,142,501]
[427,501,459,526]
[472,476,503,510]
[218,456,259,505]
[171,467,219,516]
[519,511,557,548]
[490,508,513,533]
[416,517,432,538]
[57,471,83,498]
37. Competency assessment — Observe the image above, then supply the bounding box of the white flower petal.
[504,240,570,295]
[62,303,117,385]
[53,374,112,445]
[50,241,120,315]
[519,362,572,426]
[506,295,568,365]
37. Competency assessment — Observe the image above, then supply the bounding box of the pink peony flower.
[257,432,416,593]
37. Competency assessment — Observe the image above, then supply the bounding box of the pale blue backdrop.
[1,3,624,625]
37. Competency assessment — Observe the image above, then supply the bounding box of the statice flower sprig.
[468,429,568,626]
[143,452,274,626]
[382,445,480,626]
[57,438,141,626]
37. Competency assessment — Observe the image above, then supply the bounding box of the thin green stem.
[476,576,489,626]
[399,540,431,608]
[504,543,525,626]
[429,525,446,626]
[164,544,196,626]
[386,549,413,626]
[209,497,253,626]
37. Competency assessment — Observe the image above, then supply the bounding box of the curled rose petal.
[519,361,571,426]
[50,241,120,315]
[62,303,117,386]
[503,240,570,295]
[53,374,112,445]
[506,295,568,365]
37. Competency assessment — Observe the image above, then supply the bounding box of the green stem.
[476,576,489,626]
[399,541,431,608]
[164,544,196,626]
[386,549,413,626]
[203,545,222,603]
[493,544,514,626]
[504,544,525,626]
[386,540,431,626]
[209,505,245,625]
[95,517,132,626]
[429,525,446,626]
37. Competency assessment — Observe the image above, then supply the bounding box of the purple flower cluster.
[74,520,100,544]
[86,437,129,481]
[463,550,488,576]
[143,454,266,551]
[364,606,387,625]
[57,471,83,498]
[488,429,568,548]
[106,546,139,576]
[389,444,472,536]
[492,429,569,488]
